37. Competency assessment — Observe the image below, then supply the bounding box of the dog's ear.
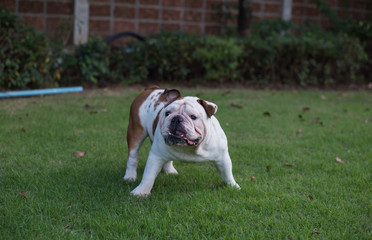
[197,99,218,118]
[163,88,181,106]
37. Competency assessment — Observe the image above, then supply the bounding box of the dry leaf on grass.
[284,163,293,167]
[296,129,302,136]
[19,190,27,199]
[336,156,345,163]
[230,103,243,109]
[250,176,257,182]
[302,107,310,112]
[263,111,271,117]
[312,229,320,234]
[75,151,86,158]
[266,165,271,172]
[308,195,314,201]
[21,126,26,133]
[312,116,320,124]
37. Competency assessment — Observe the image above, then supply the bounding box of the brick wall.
[1,0,371,43]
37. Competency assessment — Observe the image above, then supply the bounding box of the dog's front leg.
[214,153,240,189]
[131,151,165,197]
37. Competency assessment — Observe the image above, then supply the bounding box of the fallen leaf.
[101,109,108,113]
[336,156,345,164]
[21,126,26,133]
[284,163,293,167]
[250,176,257,182]
[320,95,326,100]
[312,116,320,124]
[302,107,310,112]
[308,195,314,201]
[312,229,320,234]
[19,190,27,199]
[296,129,302,136]
[75,151,86,158]
[230,103,243,109]
[263,111,271,117]
[266,165,271,172]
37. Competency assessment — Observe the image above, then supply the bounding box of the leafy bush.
[0,8,59,89]
[128,29,367,86]
[240,21,367,86]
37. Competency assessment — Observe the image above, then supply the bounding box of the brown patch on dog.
[197,99,216,118]
[127,86,159,152]
[152,111,161,136]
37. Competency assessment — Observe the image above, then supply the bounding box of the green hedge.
[0,8,59,88]
[0,7,370,89]
[128,29,367,86]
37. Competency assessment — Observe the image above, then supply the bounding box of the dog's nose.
[171,116,183,124]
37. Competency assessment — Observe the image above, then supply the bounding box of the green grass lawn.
[0,88,371,239]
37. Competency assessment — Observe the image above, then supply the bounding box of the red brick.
[114,20,136,32]
[292,6,305,16]
[114,6,135,18]
[320,17,332,28]
[0,0,15,11]
[325,0,337,7]
[205,25,220,35]
[138,22,159,34]
[160,23,180,32]
[140,0,159,5]
[139,8,159,19]
[251,2,262,12]
[115,0,136,4]
[89,19,110,32]
[162,9,181,21]
[184,10,202,22]
[205,12,219,23]
[162,0,182,7]
[46,17,72,31]
[91,0,111,3]
[305,7,320,17]
[292,17,304,24]
[183,24,202,34]
[19,1,44,14]
[184,0,203,9]
[90,4,111,17]
[264,3,280,14]
[47,2,73,15]
[22,16,44,30]
[206,0,222,10]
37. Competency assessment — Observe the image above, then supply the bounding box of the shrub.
[0,8,60,89]
[241,20,368,86]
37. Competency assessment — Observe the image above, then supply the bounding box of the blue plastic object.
[0,87,83,98]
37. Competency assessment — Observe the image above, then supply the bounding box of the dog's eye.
[190,115,197,120]
[165,111,171,117]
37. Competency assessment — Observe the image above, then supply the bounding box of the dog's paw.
[123,173,137,182]
[164,167,178,175]
[234,183,241,189]
[130,186,151,197]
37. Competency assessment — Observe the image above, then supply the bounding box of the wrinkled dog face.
[160,97,206,146]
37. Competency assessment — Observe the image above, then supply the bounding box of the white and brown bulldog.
[124,86,240,196]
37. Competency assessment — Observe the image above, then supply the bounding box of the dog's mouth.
[165,131,200,146]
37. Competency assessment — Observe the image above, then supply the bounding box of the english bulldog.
[123,86,240,196]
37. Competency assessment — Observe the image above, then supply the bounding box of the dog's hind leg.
[163,161,178,175]
[123,107,147,182]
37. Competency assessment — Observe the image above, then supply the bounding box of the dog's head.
[160,96,217,147]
